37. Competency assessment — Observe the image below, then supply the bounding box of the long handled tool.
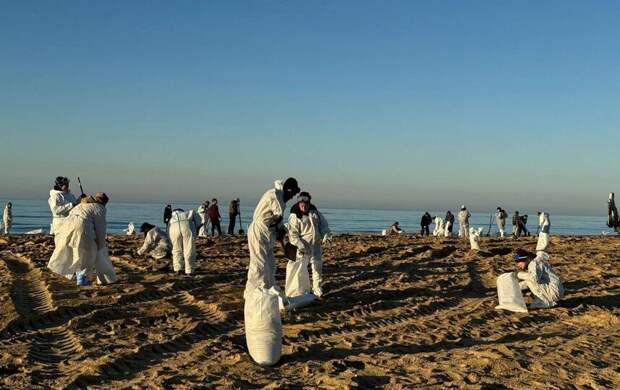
[486,214,493,237]
[238,211,245,235]
[77,177,85,196]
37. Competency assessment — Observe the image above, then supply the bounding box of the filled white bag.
[495,272,528,313]
[444,221,452,237]
[285,257,311,297]
[381,229,387,236]
[433,217,445,237]
[25,228,45,235]
[124,222,136,236]
[244,286,282,366]
[536,232,549,252]
[469,227,483,251]
[95,247,118,285]
[280,293,316,311]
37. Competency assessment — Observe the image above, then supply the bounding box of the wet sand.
[0,233,619,389]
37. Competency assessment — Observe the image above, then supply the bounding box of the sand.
[0,233,619,389]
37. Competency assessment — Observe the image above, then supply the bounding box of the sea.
[0,199,613,236]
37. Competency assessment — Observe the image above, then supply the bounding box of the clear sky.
[1,1,618,215]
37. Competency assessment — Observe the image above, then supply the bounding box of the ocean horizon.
[1,198,612,236]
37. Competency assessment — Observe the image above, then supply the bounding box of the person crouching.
[138,223,171,260]
[168,209,201,275]
[48,192,109,286]
[513,249,564,309]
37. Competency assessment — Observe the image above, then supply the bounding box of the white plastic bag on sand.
[279,293,316,311]
[469,227,483,251]
[433,217,445,237]
[285,257,311,297]
[495,272,528,313]
[95,247,118,285]
[244,286,282,366]
[124,222,136,236]
[536,232,549,252]
[381,229,387,236]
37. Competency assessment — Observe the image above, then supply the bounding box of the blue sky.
[1,1,618,215]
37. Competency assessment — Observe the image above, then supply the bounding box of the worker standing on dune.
[3,202,12,235]
[48,176,81,235]
[228,198,240,235]
[208,198,222,236]
[420,212,433,236]
[495,207,508,238]
[458,205,471,238]
[287,192,331,298]
[48,192,110,286]
[168,208,201,275]
[444,211,455,237]
[244,178,300,299]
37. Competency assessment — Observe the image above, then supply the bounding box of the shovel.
[238,211,245,235]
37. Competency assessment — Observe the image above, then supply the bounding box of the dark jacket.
[208,204,221,221]
[421,213,433,226]
[229,200,240,216]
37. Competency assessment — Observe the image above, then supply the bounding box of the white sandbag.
[95,247,118,285]
[244,286,282,366]
[469,227,483,251]
[124,222,136,236]
[536,232,549,252]
[285,257,311,297]
[381,229,387,236]
[495,272,528,313]
[444,221,452,237]
[433,217,445,237]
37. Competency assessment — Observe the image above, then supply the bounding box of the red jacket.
[208,204,221,221]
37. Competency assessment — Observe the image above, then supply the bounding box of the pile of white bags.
[495,272,528,313]
[244,286,282,366]
[469,227,483,251]
[124,222,136,236]
[285,257,311,297]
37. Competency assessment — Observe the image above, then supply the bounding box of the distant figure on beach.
[48,176,81,235]
[444,211,455,237]
[3,202,12,235]
[48,192,110,286]
[495,207,508,238]
[287,192,331,298]
[513,249,564,309]
[168,208,201,275]
[197,201,210,237]
[245,178,300,299]
[420,212,433,236]
[388,221,403,235]
[208,199,222,236]
[138,223,172,260]
[536,211,551,252]
[432,216,445,237]
[458,206,471,238]
[608,193,619,233]
[163,204,172,227]
[520,214,530,236]
[228,198,240,234]
[512,211,520,237]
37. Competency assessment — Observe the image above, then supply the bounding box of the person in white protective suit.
[244,178,300,299]
[432,217,445,237]
[3,202,12,235]
[513,249,564,309]
[168,208,201,275]
[48,176,81,235]
[137,223,171,259]
[495,207,508,238]
[458,205,471,238]
[48,192,110,286]
[197,201,210,237]
[536,211,551,252]
[287,192,331,298]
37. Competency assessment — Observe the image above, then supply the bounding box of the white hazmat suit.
[138,227,171,259]
[536,212,551,252]
[48,190,78,235]
[244,181,287,299]
[197,204,209,237]
[2,205,11,235]
[48,202,107,279]
[458,209,471,238]
[168,210,200,275]
[287,206,330,297]
[495,210,507,238]
[517,252,563,309]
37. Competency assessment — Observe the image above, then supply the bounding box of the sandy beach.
[0,233,618,389]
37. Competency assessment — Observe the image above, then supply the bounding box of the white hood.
[274,180,284,191]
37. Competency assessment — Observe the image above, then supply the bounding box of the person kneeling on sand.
[287,192,331,298]
[48,192,111,286]
[513,249,564,309]
[138,223,171,260]
[388,221,403,235]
